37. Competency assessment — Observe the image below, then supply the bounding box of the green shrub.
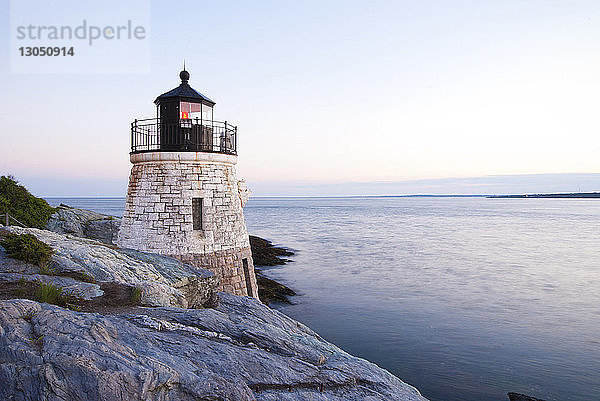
[0,176,56,228]
[67,270,96,283]
[21,309,37,321]
[0,233,54,267]
[35,282,81,308]
[131,286,142,304]
[37,282,63,304]
[30,334,44,347]
[38,262,57,276]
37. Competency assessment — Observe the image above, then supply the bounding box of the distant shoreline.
[489,192,600,199]
[44,193,600,201]
[44,195,491,199]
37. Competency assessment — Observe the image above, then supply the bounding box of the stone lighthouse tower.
[117,69,258,298]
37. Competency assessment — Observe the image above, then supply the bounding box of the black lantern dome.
[130,69,237,155]
[154,69,215,107]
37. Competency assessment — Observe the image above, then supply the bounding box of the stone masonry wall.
[117,154,258,298]
[178,247,257,298]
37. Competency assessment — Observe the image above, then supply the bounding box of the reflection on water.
[48,196,600,401]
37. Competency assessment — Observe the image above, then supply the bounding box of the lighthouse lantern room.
[131,69,236,154]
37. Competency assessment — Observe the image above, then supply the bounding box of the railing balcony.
[131,117,237,155]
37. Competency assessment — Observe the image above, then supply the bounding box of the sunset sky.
[1,0,599,196]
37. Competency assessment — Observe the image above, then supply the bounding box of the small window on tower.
[192,198,203,230]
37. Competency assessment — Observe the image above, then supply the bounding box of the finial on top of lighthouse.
[180,61,190,84]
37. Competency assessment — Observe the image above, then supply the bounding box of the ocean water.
[46,197,126,218]
[46,196,600,401]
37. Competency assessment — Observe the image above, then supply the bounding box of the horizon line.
[42,192,600,200]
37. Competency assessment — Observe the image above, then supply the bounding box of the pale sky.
[1,0,599,196]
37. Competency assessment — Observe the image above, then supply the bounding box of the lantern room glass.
[180,102,212,124]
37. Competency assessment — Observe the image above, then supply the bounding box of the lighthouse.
[117,69,258,298]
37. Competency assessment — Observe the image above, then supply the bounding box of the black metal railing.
[131,118,237,155]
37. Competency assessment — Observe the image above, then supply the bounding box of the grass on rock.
[131,287,142,304]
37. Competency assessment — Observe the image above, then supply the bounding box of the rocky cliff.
[0,294,426,401]
[0,221,428,400]
[1,226,218,309]
[46,204,121,245]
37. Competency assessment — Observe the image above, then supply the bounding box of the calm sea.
[46,196,600,401]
